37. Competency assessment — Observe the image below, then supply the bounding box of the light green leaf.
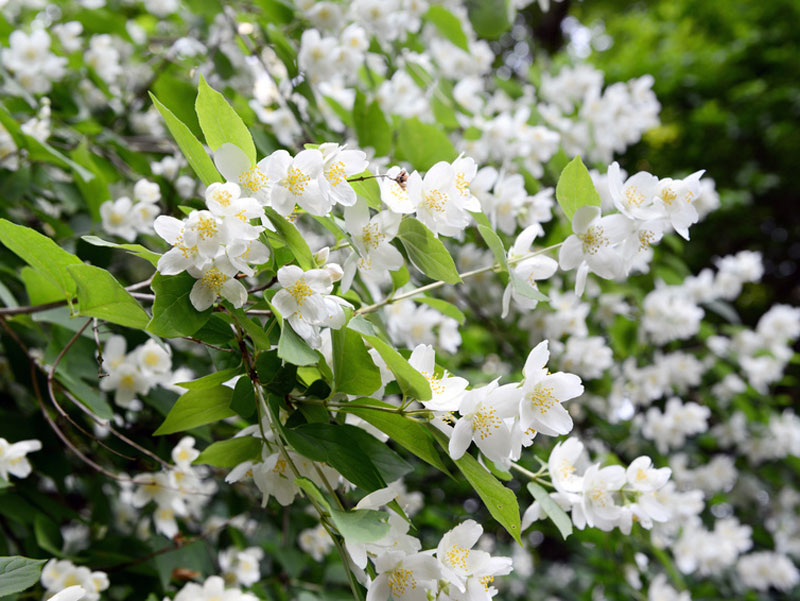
[527,481,573,540]
[349,170,382,211]
[415,296,466,325]
[352,91,392,157]
[397,218,462,284]
[176,367,242,391]
[70,139,108,222]
[466,0,512,40]
[351,328,432,401]
[0,556,47,596]
[154,385,235,435]
[67,264,149,329]
[332,327,381,395]
[425,5,470,51]
[344,399,450,474]
[396,117,458,171]
[278,322,319,366]
[330,508,391,543]
[555,155,601,220]
[295,476,331,512]
[510,271,549,302]
[0,219,81,298]
[81,235,160,266]
[265,208,315,271]
[194,437,261,467]
[476,224,508,271]
[150,92,222,187]
[20,266,64,305]
[147,272,212,338]
[433,429,521,543]
[195,75,256,165]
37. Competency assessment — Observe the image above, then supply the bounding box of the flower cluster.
[100,336,173,411]
[2,29,66,94]
[41,560,109,601]
[100,179,162,242]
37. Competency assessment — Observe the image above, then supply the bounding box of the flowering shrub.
[0,1,797,601]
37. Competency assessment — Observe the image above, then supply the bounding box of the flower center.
[660,187,677,205]
[201,267,227,293]
[387,568,417,596]
[624,185,645,206]
[455,173,469,196]
[578,225,608,255]
[527,385,556,414]
[638,229,656,251]
[423,188,447,213]
[288,277,313,306]
[446,544,470,570]
[285,167,311,196]
[213,189,232,207]
[197,216,218,240]
[472,406,501,440]
[361,222,385,250]
[240,166,269,193]
[419,371,446,395]
[325,160,347,187]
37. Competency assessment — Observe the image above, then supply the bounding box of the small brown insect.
[394,169,409,189]
[171,568,201,582]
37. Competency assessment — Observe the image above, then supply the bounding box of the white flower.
[407,161,468,237]
[318,143,368,207]
[48,586,87,601]
[204,182,264,241]
[436,520,512,594]
[501,225,558,318]
[154,215,201,275]
[136,339,171,376]
[625,456,671,492]
[367,551,442,601]
[379,166,415,214]
[171,437,200,470]
[408,344,468,411]
[517,341,583,437]
[607,162,661,221]
[187,256,247,311]
[578,464,626,530]
[655,171,704,240]
[267,148,327,216]
[214,143,273,206]
[298,524,334,562]
[0,437,42,481]
[220,546,264,587]
[548,437,585,494]
[173,575,257,601]
[448,379,520,465]
[100,197,138,242]
[341,199,404,291]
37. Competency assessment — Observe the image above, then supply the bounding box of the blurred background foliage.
[563,0,800,322]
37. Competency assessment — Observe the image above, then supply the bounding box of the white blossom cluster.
[101,179,162,242]
[522,438,673,534]
[170,575,256,601]
[100,335,173,411]
[41,560,109,601]
[2,29,66,94]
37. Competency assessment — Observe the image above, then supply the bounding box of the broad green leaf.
[20,266,64,305]
[194,437,261,467]
[284,423,412,492]
[344,399,450,474]
[332,327,381,395]
[154,384,235,435]
[415,297,466,325]
[34,515,63,556]
[81,235,160,266]
[466,0,512,39]
[330,508,391,543]
[353,330,432,401]
[67,264,149,329]
[476,224,508,271]
[425,5,470,51]
[278,322,319,367]
[176,367,241,390]
[0,218,81,298]
[527,481,573,540]
[0,556,47,596]
[295,476,331,512]
[57,368,114,419]
[396,117,458,171]
[349,170,382,211]
[230,376,255,418]
[265,208,315,270]
[509,271,549,302]
[555,155,601,220]
[433,429,521,543]
[397,218,461,284]
[147,272,212,338]
[352,91,392,157]
[150,92,222,187]
[195,75,256,165]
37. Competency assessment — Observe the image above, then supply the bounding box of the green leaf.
[433,429,521,543]
[284,423,412,492]
[230,376,255,418]
[150,92,222,187]
[176,367,241,390]
[353,330,432,401]
[509,271,550,303]
[344,399,450,474]
[67,264,149,329]
[555,155,601,221]
[527,482,573,540]
[352,91,392,157]
[295,476,331,511]
[147,272,212,338]
[278,322,319,367]
[395,117,458,171]
[81,235,160,266]
[0,556,47,596]
[332,327,381,395]
[194,437,261,467]
[476,224,508,271]
[397,218,461,284]
[425,5,470,51]
[0,218,81,298]
[195,75,256,165]
[349,170,382,211]
[154,385,235,435]
[466,0,512,40]
[415,297,466,324]
[70,139,109,222]
[264,208,315,270]
[330,508,391,543]
[20,266,65,305]
[57,369,114,419]
[34,514,63,556]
